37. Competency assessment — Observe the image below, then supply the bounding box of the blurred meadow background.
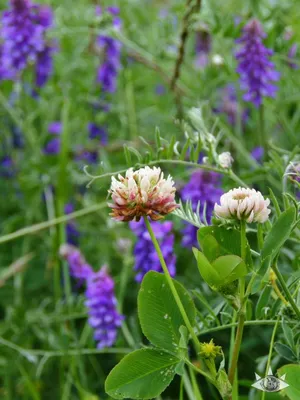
[0,0,300,399]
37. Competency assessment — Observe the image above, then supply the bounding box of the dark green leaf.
[255,285,272,319]
[282,321,295,349]
[138,271,196,353]
[274,342,297,362]
[105,348,179,399]
[192,248,221,289]
[197,226,252,269]
[261,207,296,262]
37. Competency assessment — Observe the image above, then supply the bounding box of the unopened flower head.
[218,152,234,169]
[214,187,271,223]
[199,339,222,359]
[108,166,178,221]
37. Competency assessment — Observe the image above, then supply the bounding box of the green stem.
[87,159,248,188]
[189,365,204,400]
[228,220,247,385]
[197,319,297,336]
[143,216,202,353]
[261,316,280,400]
[259,105,268,158]
[185,359,215,384]
[57,100,72,305]
[272,263,300,320]
[0,203,106,245]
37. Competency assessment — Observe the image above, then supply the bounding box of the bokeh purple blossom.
[96,7,122,93]
[60,245,123,348]
[130,219,176,283]
[236,19,280,107]
[0,0,55,87]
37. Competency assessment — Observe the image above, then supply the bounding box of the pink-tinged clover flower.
[108,166,178,222]
[214,187,271,223]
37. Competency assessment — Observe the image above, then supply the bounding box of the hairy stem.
[144,216,202,353]
[228,220,247,385]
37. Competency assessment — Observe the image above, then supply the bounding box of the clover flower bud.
[214,187,271,223]
[218,152,234,169]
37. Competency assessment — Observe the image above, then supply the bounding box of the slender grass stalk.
[272,263,300,320]
[261,316,280,400]
[143,216,202,354]
[228,220,247,385]
[57,99,72,304]
[0,203,107,245]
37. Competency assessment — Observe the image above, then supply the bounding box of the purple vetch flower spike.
[0,0,55,86]
[181,170,223,247]
[130,219,176,283]
[60,244,93,283]
[59,246,123,348]
[85,266,124,348]
[235,19,280,107]
[96,6,122,93]
[97,36,122,93]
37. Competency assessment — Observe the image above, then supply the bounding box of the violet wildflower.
[43,122,61,154]
[43,138,60,154]
[96,7,122,93]
[60,244,93,283]
[88,123,108,145]
[48,121,62,135]
[194,29,211,69]
[130,219,176,283]
[0,0,55,87]
[75,149,98,164]
[0,156,15,178]
[155,84,166,96]
[236,19,280,107]
[85,267,124,348]
[251,146,264,163]
[60,245,123,347]
[181,170,223,247]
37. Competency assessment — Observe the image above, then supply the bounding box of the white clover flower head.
[218,152,234,169]
[214,187,271,223]
[108,166,178,221]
